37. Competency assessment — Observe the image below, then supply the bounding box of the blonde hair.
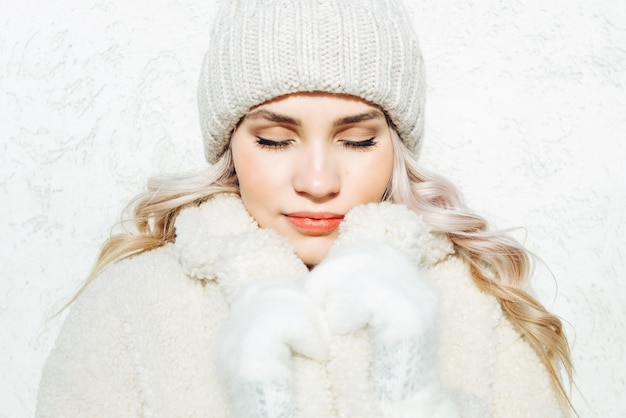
[387,131,574,413]
[76,129,573,413]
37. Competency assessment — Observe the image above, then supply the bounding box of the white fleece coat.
[36,193,566,417]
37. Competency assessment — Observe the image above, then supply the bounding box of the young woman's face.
[231,93,394,266]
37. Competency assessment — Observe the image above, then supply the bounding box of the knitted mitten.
[176,194,324,416]
[306,203,460,417]
[218,279,330,418]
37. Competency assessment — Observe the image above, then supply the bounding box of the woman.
[36,0,574,416]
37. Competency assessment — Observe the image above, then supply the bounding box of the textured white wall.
[1,0,624,416]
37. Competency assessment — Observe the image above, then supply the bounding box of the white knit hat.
[198,0,425,163]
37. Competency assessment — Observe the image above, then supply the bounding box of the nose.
[293,144,340,201]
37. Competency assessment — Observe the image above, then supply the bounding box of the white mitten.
[218,279,330,418]
[306,243,460,418]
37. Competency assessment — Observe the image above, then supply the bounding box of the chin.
[294,237,334,268]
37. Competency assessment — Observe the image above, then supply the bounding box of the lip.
[284,212,344,236]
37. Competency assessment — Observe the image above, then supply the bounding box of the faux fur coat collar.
[36,193,565,417]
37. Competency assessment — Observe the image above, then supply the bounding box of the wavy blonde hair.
[387,131,574,414]
[75,127,573,414]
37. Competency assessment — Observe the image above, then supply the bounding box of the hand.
[217,279,330,418]
[306,242,460,417]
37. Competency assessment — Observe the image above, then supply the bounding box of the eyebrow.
[333,110,385,126]
[244,108,385,127]
[245,109,301,125]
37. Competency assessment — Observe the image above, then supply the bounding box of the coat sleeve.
[492,314,568,418]
[36,272,143,417]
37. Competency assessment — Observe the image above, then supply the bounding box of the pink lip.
[285,212,344,235]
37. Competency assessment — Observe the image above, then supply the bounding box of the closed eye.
[341,137,378,150]
[256,137,292,150]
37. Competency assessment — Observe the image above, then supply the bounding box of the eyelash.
[256,137,292,150]
[342,137,378,150]
[255,136,378,151]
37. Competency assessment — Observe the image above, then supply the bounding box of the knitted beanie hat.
[198,0,425,163]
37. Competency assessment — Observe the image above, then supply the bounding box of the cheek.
[349,148,394,203]
[231,139,285,223]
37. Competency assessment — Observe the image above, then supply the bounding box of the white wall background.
[1,0,624,416]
